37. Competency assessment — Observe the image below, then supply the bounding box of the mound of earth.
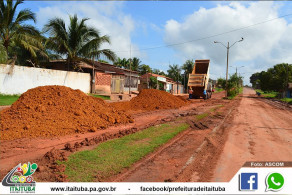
[0,86,132,140]
[112,89,188,112]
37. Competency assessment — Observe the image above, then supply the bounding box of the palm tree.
[0,42,7,63]
[131,57,141,71]
[138,64,152,75]
[114,57,129,69]
[167,64,181,81]
[182,59,194,89]
[182,60,194,75]
[44,14,116,70]
[153,68,166,76]
[0,0,46,64]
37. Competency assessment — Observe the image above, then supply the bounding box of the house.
[45,60,140,95]
[140,73,184,94]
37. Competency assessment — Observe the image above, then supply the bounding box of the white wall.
[0,64,91,95]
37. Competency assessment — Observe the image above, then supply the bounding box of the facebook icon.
[240,173,258,191]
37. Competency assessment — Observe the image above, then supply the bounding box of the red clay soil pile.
[0,86,132,140]
[112,89,188,112]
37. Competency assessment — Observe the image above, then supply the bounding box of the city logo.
[265,172,284,192]
[239,173,258,191]
[2,162,38,193]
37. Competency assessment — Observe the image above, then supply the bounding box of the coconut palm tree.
[182,60,194,75]
[182,59,194,89]
[114,57,130,68]
[0,0,47,64]
[167,64,181,81]
[44,14,116,70]
[131,57,141,71]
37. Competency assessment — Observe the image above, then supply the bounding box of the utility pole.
[214,37,244,98]
[156,74,159,89]
[129,44,131,95]
[226,42,229,98]
[91,56,95,94]
[183,73,186,93]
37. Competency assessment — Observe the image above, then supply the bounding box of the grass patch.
[0,94,20,106]
[89,94,110,100]
[210,105,224,112]
[62,122,189,182]
[255,90,292,104]
[215,87,224,93]
[280,98,292,105]
[255,89,278,98]
[196,113,209,120]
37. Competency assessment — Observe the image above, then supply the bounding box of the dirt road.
[0,92,225,179]
[114,96,237,182]
[211,87,292,182]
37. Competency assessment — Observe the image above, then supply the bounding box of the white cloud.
[36,1,144,60]
[164,1,292,84]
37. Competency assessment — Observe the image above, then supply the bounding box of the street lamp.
[214,37,244,98]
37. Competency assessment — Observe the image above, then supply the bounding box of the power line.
[114,13,292,53]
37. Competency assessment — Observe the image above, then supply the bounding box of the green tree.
[0,43,7,63]
[0,0,46,65]
[182,60,194,75]
[250,63,292,92]
[138,64,152,75]
[114,57,129,68]
[182,59,194,89]
[217,77,226,88]
[149,76,158,89]
[167,64,181,82]
[130,57,141,71]
[153,68,166,76]
[250,72,260,89]
[44,14,116,70]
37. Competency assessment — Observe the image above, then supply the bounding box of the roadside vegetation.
[255,89,277,98]
[251,63,292,104]
[0,94,19,106]
[217,74,243,99]
[215,87,224,93]
[61,122,189,182]
[255,89,292,105]
[89,94,110,100]
[195,104,224,120]
[250,63,291,93]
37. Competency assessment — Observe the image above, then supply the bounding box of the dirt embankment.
[0,87,189,140]
[0,86,132,140]
[0,88,225,182]
[111,89,189,113]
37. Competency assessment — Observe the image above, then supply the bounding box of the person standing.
[188,87,193,99]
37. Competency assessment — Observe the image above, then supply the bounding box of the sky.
[19,1,292,85]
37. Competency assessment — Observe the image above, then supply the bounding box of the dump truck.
[188,59,213,100]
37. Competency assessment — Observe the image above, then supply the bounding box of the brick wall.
[95,72,111,86]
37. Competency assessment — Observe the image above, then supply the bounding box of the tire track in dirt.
[211,88,292,182]
[0,92,226,181]
[112,98,239,182]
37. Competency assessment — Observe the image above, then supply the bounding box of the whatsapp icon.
[266,172,284,191]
